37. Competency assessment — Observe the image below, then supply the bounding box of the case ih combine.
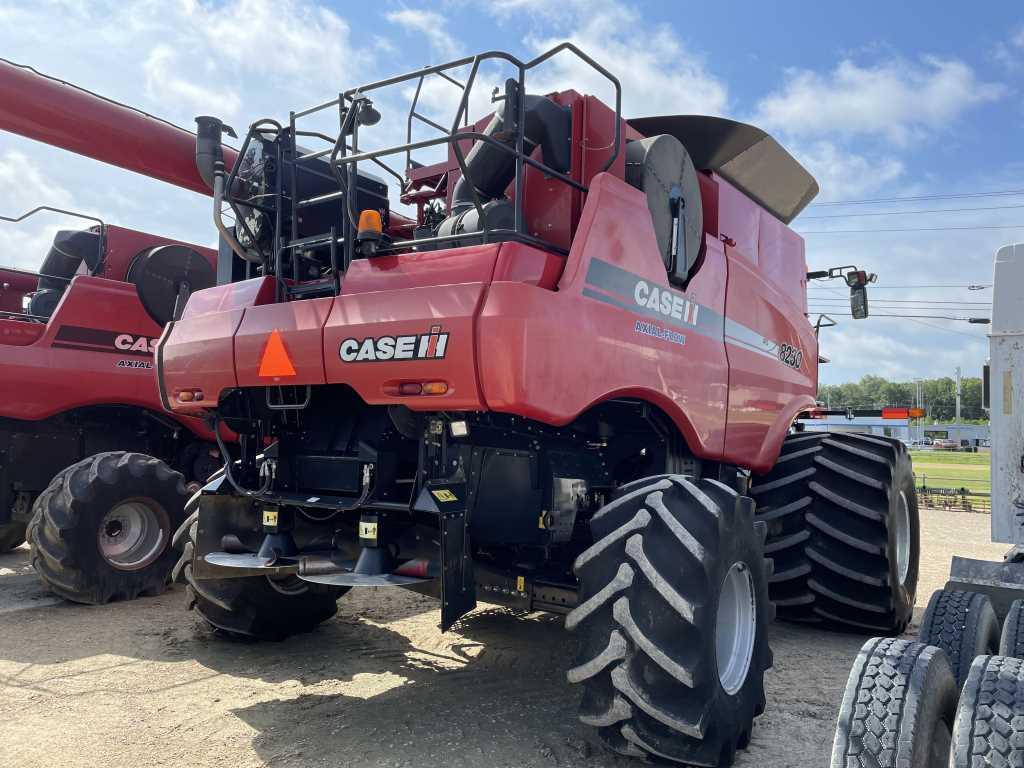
[4,45,917,765]
[0,58,229,602]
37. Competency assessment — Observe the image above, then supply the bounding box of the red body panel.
[1,227,216,439]
[0,59,234,195]
[160,172,818,471]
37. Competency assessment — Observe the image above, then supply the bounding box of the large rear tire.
[27,452,188,604]
[951,655,1024,767]
[831,637,956,768]
[566,475,772,766]
[751,431,919,634]
[172,509,344,641]
[919,589,999,689]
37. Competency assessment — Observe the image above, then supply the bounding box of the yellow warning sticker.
[516,575,525,592]
[431,489,458,502]
[262,509,279,526]
[359,521,378,539]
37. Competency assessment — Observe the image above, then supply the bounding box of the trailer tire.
[566,475,772,766]
[27,452,188,604]
[1000,599,1024,659]
[173,513,344,641]
[831,637,956,768]
[0,521,26,552]
[951,655,1024,767]
[919,589,999,689]
[752,432,919,634]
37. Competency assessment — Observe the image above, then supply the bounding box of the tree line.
[818,374,987,424]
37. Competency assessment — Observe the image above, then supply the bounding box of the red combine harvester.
[1,46,918,765]
[151,45,917,765]
[0,59,232,602]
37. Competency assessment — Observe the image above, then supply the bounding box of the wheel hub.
[894,491,911,586]
[97,499,169,571]
[716,561,756,695]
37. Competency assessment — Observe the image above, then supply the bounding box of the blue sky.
[0,0,1021,385]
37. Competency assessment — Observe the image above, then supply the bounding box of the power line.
[802,203,1024,219]
[813,284,992,290]
[800,224,1024,234]
[808,189,1024,207]
[809,312,987,321]
[905,316,990,340]
[807,298,991,305]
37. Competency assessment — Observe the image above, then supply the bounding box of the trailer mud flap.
[415,482,476,630]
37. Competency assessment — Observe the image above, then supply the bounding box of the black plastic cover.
[628,115,819,224]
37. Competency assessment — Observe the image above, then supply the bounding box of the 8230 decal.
[778,343,803,370]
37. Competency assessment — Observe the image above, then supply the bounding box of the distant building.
[801,417,989,446]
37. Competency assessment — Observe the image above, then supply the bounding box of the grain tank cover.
[628,115,819,224]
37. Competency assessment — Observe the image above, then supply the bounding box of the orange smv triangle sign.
[258,330,297,378]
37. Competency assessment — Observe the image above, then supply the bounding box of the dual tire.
[751,431,919,634]
[566,475,772,766]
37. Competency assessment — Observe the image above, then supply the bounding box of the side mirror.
[844,269,874,320]
[850,284,869,319]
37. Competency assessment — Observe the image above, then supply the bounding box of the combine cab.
[153,45,915,765]
[0,206,219,602]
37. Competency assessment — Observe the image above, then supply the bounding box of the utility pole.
[955,366,962,425]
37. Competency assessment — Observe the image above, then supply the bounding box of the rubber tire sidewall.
[889,447,920,632]
[30,453,188,604]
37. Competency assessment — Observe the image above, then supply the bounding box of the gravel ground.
[0,508,1005,768]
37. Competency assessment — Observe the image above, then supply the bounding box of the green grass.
[911,449,991,492]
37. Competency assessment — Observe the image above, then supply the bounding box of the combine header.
[154,44,913,765]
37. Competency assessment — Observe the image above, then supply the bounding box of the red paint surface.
[158,95,818,472]
[0,227,215,440]
[0,59,235,195]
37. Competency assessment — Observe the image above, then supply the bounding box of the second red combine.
[161,45,918,766]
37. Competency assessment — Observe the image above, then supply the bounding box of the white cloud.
[791,141,904,203]
[0,151,84,270]
[386,9,461,59]
[498,0,729,117]
[754,57,1005,144]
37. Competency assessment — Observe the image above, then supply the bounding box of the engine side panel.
[478,172,729,458]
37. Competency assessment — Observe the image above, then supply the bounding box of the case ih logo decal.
[339,325,449,363]
[632,280,700,325]
[52,326,157,357]
[582,258,805,369]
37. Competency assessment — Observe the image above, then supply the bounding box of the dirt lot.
[0,508,1005,768]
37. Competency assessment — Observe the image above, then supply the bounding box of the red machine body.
[0,58,236,194]
[0,225,217,426]
[160,98,817,474]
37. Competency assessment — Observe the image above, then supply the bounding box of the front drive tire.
[752,432,920,634]
[566,475,772,766]
[172,509,345,641]
[27,452,188,604]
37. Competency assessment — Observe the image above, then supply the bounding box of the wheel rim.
[716,561,757,695]
[97,499,169,571]
[894,491,911,585]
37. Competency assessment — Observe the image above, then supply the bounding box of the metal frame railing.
[0,206,106,321]
[220,43,621,297]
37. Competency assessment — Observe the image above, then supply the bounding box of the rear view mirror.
[850,284,869,319]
